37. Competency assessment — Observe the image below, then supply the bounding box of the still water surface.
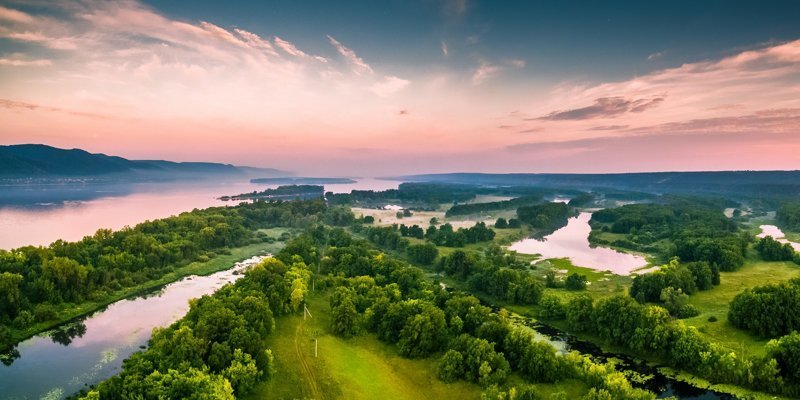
[757,224,800,251]
[0,178,398,249]
[509,212,648,274]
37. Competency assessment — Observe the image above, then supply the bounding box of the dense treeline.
[755,236,799,262]
[445,195,541,217]
[315,229,653,399]
[438,250,544,305]
[629,258,718,317]
[539,293,800,396]
[220,185,324,201]
[567,192,595,207]
[425,222,495,246]
[777,202,800,231]
[516,202,574,231]
[356,221,495,251]
[493,217,520,229]
[728,278,800,338]
[79,256,312,399]
[0,200,330,350]
[591,202,747,271]
[326,182,478,208]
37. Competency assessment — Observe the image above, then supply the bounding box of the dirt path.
[294,322,323,399]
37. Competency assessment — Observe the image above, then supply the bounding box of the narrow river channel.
[0,256,268,400]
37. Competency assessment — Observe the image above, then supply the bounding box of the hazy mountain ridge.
[0,144,286,179]
[395,171,800,199]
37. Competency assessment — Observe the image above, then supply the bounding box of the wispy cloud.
[273,36,309,57]
[538,96,665,120]
[0,5,33,23]
[369,76,410,97]
[588,125,629,131]
[472,61,500,85]
[647,51,665,61]
[0,99,111,119]
[509,59,525,68]
[0,53,51,66]
[627,108,800,135]
[327,35,373,75]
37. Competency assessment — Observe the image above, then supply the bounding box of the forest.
[0,200,331,351]
[590,201,747,269]
[220,185,325,201]
[445,195,542,217]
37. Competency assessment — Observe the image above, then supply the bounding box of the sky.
[0,0,799,176]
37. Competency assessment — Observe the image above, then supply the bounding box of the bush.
[565,273,587,290]
[539,294,565,319]
[33,303,58,322]
[12,310,34,328]
[406,243,439,265]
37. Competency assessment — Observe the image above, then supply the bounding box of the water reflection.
[0,256,266,400]
[757,224,800,251]
[509,314,734,399]
[0,178,398,249]
[509,212,648,275]
[49,321,87,347]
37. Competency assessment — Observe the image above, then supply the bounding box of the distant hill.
[393,171,800,200]
[0,144,286,180]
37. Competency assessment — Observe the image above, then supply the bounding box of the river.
[0,178,398,250]
[757,224,800,251]
[0,256,268,400]
[508,212,649,274]
[511,315,733,399]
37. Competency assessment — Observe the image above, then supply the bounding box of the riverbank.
[5,229,294,347]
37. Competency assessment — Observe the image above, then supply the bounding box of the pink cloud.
[472,61,499,85]
[327,35,373,75]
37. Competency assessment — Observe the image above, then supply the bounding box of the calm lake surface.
[0,256,267,400]
[0,178,398,250]
[509,212,648,274]
[757,224,800,251]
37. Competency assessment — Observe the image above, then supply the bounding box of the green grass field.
[683,253,800,356]
[246,293,482,400]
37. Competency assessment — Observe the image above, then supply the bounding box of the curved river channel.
[0,256,268,400]
[512,315,733,399]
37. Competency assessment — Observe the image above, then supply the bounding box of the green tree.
[398,304,447,358]
[539,294,565,319]
[0,272,23,320]
[565,273,587,290]
[406,243,438,265]
[437,349,465,382]
[331,290,359,338]
[566,295,594,332]
[224,349,261,394]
